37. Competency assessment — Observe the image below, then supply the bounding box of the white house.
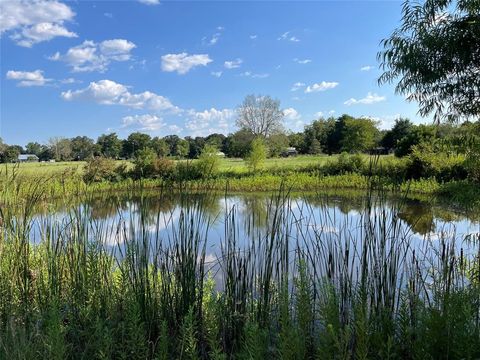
[17,154,39,162]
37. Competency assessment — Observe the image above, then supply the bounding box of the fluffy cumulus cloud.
[224,58,243,69]
[291,82,305,91]
[161,53,212,74]
[360,65,374,71]
[61,79,178,112]
[278,31,300,42]
[122,114,165,131]
[0,0,77,47]
[50,39,136,72]
[344,92,386,106]
[304,81,339,93]
[283,107,300,120]
[6,70,51,87]
[185,108,234,136]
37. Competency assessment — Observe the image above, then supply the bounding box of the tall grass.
[0,178,479,358]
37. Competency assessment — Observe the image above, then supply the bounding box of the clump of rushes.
[0,174,479,359]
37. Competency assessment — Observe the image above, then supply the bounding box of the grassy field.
[3,154,382,177]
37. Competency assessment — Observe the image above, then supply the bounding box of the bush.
[153,157,176,180]
[196,145,220,179]
[175,161,203,181]
[245,138,267,172]
[323,153,365,175]
[132,148,157,179]
[83,157,126,183]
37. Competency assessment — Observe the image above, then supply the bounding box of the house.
[17,154,39,162]
[281,147,298,157]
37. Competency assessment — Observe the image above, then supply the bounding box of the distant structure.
[17,154,39,163]
[281,147,298,157]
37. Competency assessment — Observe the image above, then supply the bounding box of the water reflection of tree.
[242,195,269,236]
[398,202,435,235]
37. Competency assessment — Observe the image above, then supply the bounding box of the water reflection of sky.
[29,192,480,262]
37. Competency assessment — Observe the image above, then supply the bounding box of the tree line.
[1,113,479,164]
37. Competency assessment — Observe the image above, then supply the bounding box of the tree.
[381,118,414,151]
[97,133,122,159]
[25,142,43,156]
[123,132,152,158]
[304,118,336,154]
[236,95,284,137]
[395,124,436,157]
[378,0,480,122]
[340,117,379,153]
[49,137,72,161]
[197,144,220,178]
[224,129,255,158]
[151,137,170,157]
[175,139,190,159]
[71,136,95,160]
[1,145,21,163]
[245,137,267,172]
[267,133,289,157]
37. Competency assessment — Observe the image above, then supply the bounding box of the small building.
[281,147,298,157]
[216,151,226,158]
[18,154,39,163]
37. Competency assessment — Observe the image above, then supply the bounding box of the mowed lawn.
[2,154,393,179]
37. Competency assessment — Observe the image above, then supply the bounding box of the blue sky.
[1,0,426,146]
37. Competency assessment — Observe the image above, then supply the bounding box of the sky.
[1,0,427,146]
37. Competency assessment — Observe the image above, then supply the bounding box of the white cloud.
[122,114,165,131]
[294,58,312,64]
[161,53,212,74]
[304,81,339,93]
[224,58,243,69]
[360,65,374,71]
[6,70,51,87]
[249,34,257,39]
[186,108,234,136]
[291,82,305,91]
[278,31,300,42]
[137,0,160,5]
[169,124,182,134]
[104,12,113,18]
[240,71,269,79]
[284,107,300,120]
[61,79,178,112]
[211,71,222,78]
[344,92,386,106]
[203,27,224,46]
[314,111,323,118]
[0,0,77,47]
[50,39,136,72]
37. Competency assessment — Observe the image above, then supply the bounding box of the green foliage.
[83,157,127,183]
[245,137,267,172]
[340,117,379,153]
[324,152,365,175]
[97,133,122,159]
[378,0,480,122]
[196,144,220,179]
[133,148,158,178]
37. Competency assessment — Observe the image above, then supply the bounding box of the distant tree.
[395,124,436,157]
[97,133,122,159]
[304,118,336,154]
[164,135,181,156]
[341,117,379,153]
[224,129,255,158]
[236,95,284,137]
[25,142,43,156]
[71,136,95,160]
[151,137,170,157]
[381,118,414,151]
[267,133,289,157]
[245,137,267,172]
[186,136,205,159]
[176,139,190,159]
[38,145,54,161]
[1,145,21,163]
[287,132,306,153]
[378,0,480,122]
[205,133,226,148]
[123,132,152,158]
[48,137,72,161]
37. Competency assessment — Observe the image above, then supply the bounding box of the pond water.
[30,191,480,259]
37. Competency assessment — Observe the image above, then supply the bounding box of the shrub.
[245,137,267,172]
[175,161,203,181]
[153,157,176,180]
[323,153,365,175]
[196,144,220,179]
[132,148,157,179]
[83,157,126,183]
